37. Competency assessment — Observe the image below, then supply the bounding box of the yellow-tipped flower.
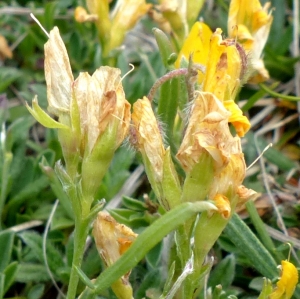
[228,0,273,83]
[93,211,137,299]
[175,23,250,137]
[74,6,98,23]
[269,260,299,299]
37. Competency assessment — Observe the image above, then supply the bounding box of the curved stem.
[259,83,300,101]
[147,68,188,102]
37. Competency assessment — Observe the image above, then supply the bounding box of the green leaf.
[0,67,22,93]
[28,284,45,299]
[75,266,95,289]
[15,264,49,283]
[2,262,18,295]
[0,274,4,299]
[122,197,147,211]
[6,116,36,152]
[246,201,283,263]
[109,208,149,227]
[208,254,235,289]
[0,231,15,272]
[7,176,49,211]
[18,231,65,277]
[135,269,161,299]
[224,213,278,279]
[246,132,296,171]
[146,242,162,269]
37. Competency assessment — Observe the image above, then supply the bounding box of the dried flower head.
[27,27,131,157]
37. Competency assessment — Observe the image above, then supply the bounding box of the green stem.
[259,83,300,101]
[66,217,89,299]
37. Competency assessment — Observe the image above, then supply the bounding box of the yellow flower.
[93,211,138,267]
[74,6,98,23]
[228,0,273,83]
[269,260,299,299]
[175,23,250,137]
[28,27,131,155]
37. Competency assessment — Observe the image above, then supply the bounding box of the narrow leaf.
[224,213,278,278]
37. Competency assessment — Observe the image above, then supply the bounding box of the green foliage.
[0,0,299,298]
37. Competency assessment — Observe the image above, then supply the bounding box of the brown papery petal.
[44,27,74,116]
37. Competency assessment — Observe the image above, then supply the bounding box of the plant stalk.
[66,216,89,299]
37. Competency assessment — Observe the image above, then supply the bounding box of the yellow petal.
[224,100,251,137]
[203,29,243,102]
[213,194,231,219]
[175,22,212,82]
[269,260,299,299]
